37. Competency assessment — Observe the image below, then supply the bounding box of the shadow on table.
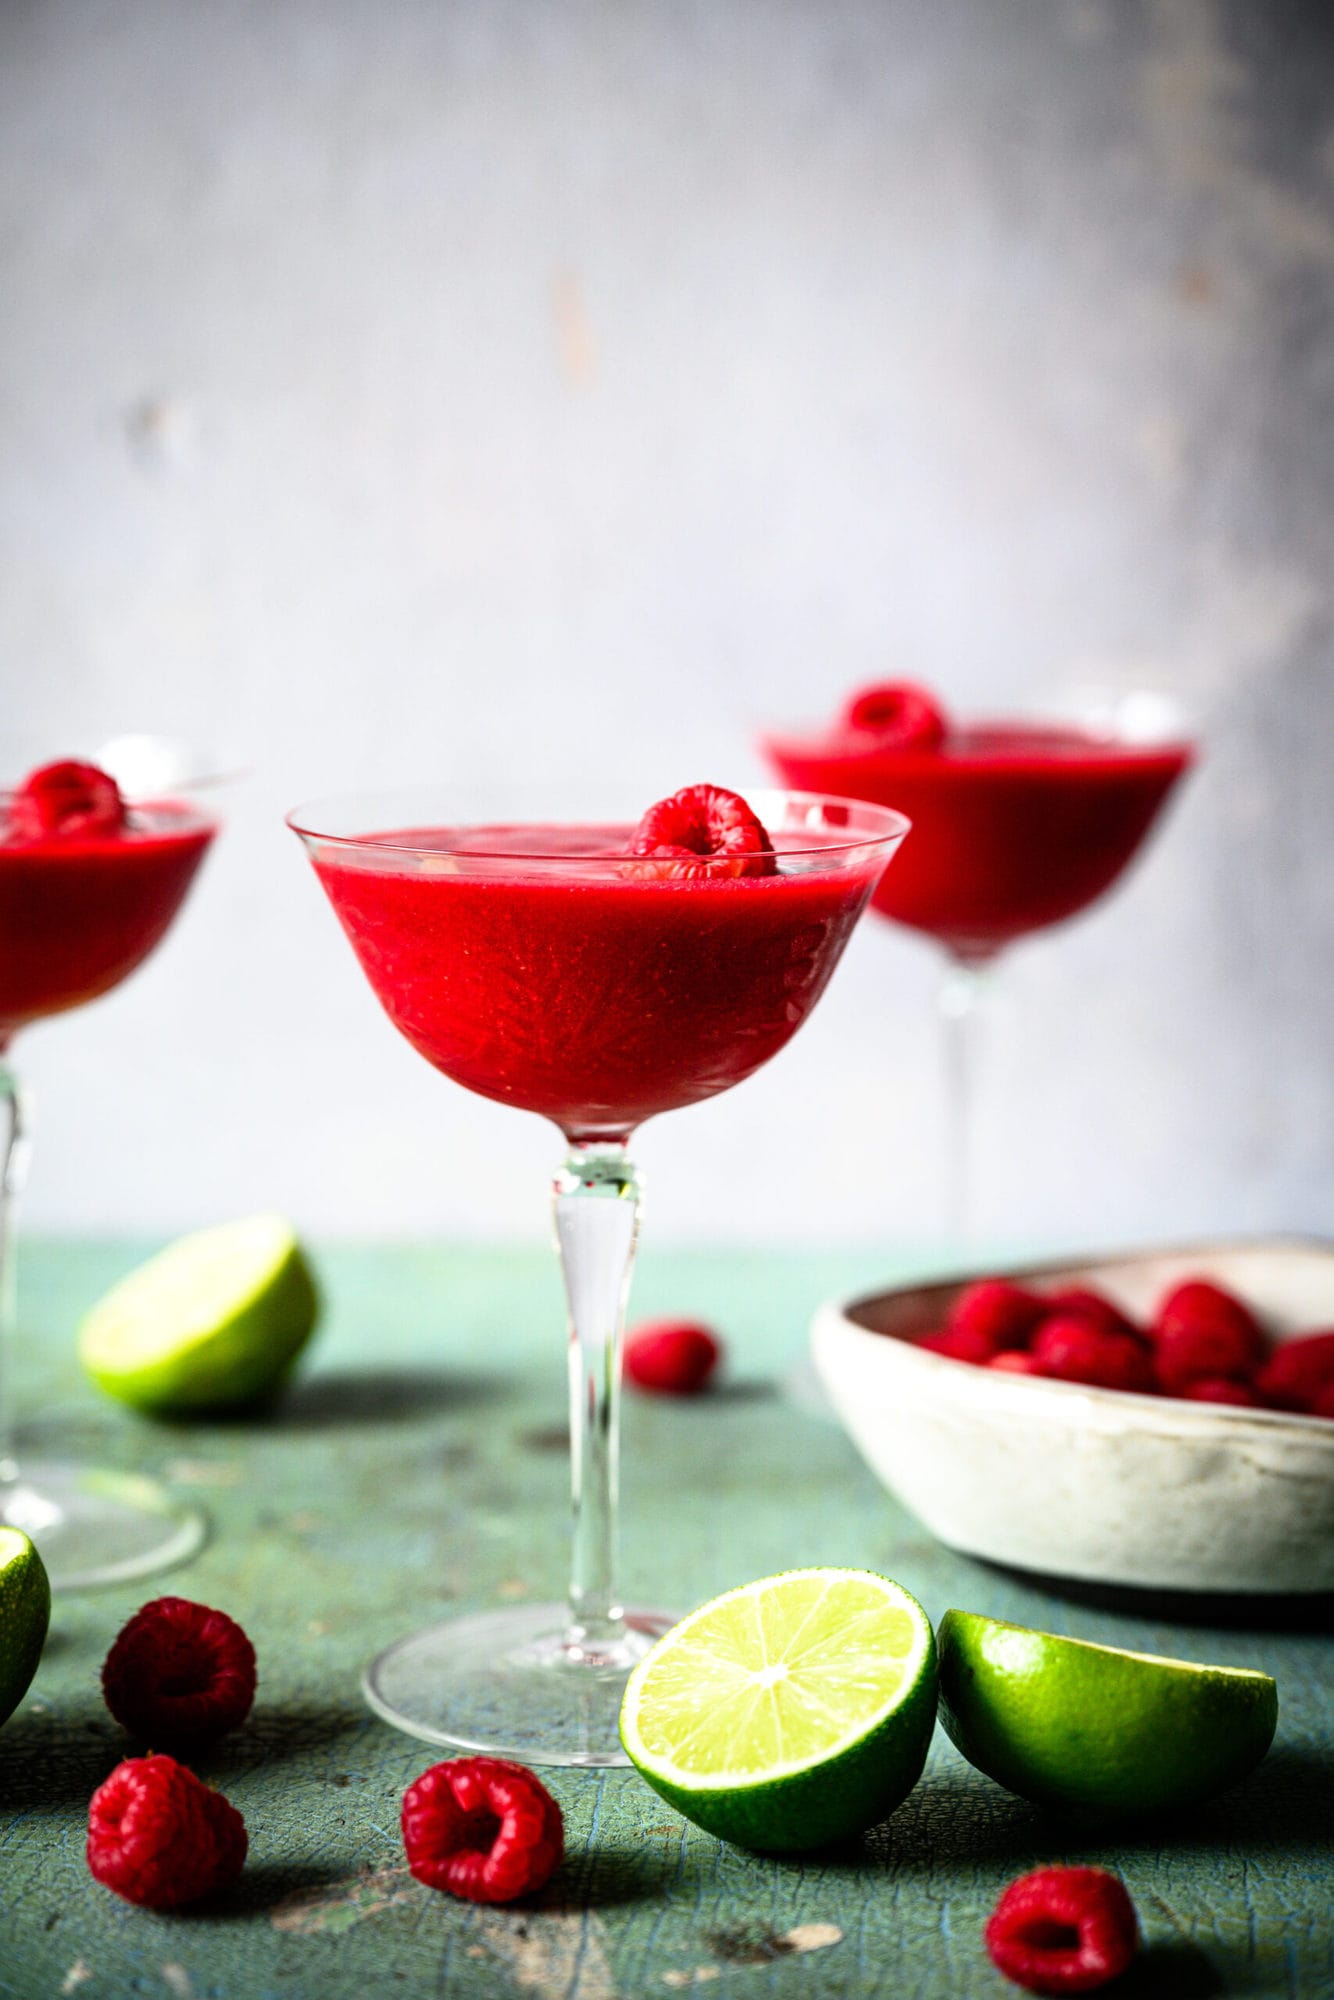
[858,1742,1334,1874]
[204,1859,354,1920]
[0,1705,121,1810]
[0,1699,374,1807]
[1115,1941,1224,1998]
[981,1561,1334,1634]
[208,1699,374,1773]
[264,1366,506,1430]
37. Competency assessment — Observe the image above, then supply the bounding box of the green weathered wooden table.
[2,1240,1331,2000]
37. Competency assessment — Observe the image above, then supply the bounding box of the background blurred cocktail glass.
[0,758,219,1587]
[763,693,1194,1244]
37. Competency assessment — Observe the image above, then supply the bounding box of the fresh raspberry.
[630,784,776,881]
[401,1757,563,1904]
[624,1319,721,1394]
[1256,1331,1334,1414]
[985,1866,1138,1995]
[1182,1376,1263,1408]
[102,1597,257,1747]
[989,1350,1043,1375]
[1155,1319,1264,1395]
[1040,1288,1143,1344]
[947,1279,1046,1354]
[839,681,948,751]
[87,1754,247,1908]
[1154,1278,1260,1339]
[1152,1280,1265,1394]
[920,1326,995,1365]
[1030,1316,1156,1394]
[10,760,126,841]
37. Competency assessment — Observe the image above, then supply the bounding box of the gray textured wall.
[3,0,1333,1252]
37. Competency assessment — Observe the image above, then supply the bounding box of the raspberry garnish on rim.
[840,682,948,751]
[401,1756,564,1904]
[631,784,776,880]
[9,760,126,841]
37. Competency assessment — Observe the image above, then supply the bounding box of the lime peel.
[938,1608,1278,1819]
[0,1529,51,1730]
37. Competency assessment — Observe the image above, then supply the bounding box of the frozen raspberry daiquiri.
[0,761,217,1587]
[763,686,1194,1237]
[290,783,907,1765]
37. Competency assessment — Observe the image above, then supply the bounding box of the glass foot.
[0,1460,208,1592]
[363,1602,677,1767]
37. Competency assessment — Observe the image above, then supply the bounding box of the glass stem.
[552,1141,641,1653]
[939,957,991,1252]
[0,1055,31,1486]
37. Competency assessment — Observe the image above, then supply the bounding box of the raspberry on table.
[947,1279,1046,1354]
[840,681,948,751]
[625,1319,721,1394]
[87,1754,247,1909]
[1030,1317,1156,1395]
[985,1866,1139,1994]
[630,785,776,881]
[102,1596,257,1746]
[11,760,126,841]
[1152,1280,1265,1393]
[401,1757,563,1904]
[1256,1330,1334,1413]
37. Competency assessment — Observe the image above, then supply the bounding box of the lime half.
[938,1609,1278,1818]
[0,1528,50,1729]
[79,1214,320,1416]
[620,1566,937,1850]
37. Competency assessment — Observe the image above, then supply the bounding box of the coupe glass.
[761,707,1194,1243]
[288,787,907,1766]
[0,780,219,1588]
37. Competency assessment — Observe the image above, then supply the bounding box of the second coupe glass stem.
[0,1057,30,1487]
[553,1141,641,1652]
[939,957,991,1250]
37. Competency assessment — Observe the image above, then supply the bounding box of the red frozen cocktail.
[313,821,883,1139]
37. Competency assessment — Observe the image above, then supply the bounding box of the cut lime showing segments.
[620,1567,937,1851]
[79,1214,320,1416]
[0,1529,50,1729]
[938,1609,1278,1818]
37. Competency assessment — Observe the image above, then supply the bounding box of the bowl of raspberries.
[812,1240,1334,1594]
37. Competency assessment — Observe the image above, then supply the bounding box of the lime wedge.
[78,1214,320,1416]
[0,1528,50,1729]
[620,1567,937,1851]
[938,1609,1278,1818]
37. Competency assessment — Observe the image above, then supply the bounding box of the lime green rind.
[620,1567,939,1852]
[937,1608,1279,1819]
[0,1530,51,1731]
[78,1216,321,1416]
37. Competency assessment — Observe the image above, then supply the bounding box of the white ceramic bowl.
[812,1240,1334,1594]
